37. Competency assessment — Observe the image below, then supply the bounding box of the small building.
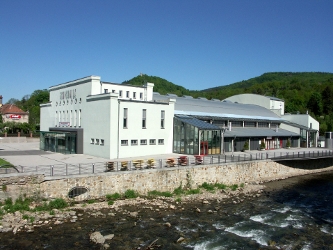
[0,96,29,124]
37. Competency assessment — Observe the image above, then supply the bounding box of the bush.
[200,182,215,191]
[286,139,291,148]
[173,186,184,196]
[186,189,200,195]
[48,198,68,209]
[214,183,227,190]
[148,190,173,197]
[106,193,121,201]
[230,184,238,191]
[260,142,266,150]
[124,189,138,199]
[108,200,114,205]
[243,141,249,151]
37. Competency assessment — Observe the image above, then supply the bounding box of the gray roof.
[175,115,221,130]
[154,93,283,122]
[223,127,300,138]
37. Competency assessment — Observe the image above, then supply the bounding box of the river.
[1,171,333,249]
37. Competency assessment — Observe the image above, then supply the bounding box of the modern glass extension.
[173,116,221,155]
[40,131,77,154]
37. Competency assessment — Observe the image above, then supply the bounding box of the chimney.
[0,95,2,107]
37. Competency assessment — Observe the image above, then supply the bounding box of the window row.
[90,138,105,145]
[56,109,81,127]
[123,108,165,129]
[104,89,144,100]
[121,139,164,146]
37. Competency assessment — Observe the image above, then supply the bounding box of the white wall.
[117,100,175,158]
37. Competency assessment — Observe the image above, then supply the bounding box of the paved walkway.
[0,140,332,176]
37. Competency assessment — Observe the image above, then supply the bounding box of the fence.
[2,150,333,177]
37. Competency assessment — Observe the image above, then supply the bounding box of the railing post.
[210,156,213,164]
[225,155,226,163]
[266,153,268,159]
[218,155,220,164]
[79,164,81,175]
[159,159,162,168]
[51,165,54,176]
[92,163,95,174]
[66,164,68,176]
[250,154,252,161]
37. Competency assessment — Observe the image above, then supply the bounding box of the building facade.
[40,76,175,158]
[40,77,319,159]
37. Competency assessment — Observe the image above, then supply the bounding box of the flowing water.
[1,171,333,249]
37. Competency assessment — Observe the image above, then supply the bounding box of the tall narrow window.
[55,111,58,126]
[74,110,77,127]
[161,110,165,129]
[119,90,122,97]
[123,108,128,128]
[140,92,143,100]
[70,110,73,126]
[126,91,129,98]
[142,109,146,128]
[79,109,81,127]
[63,111,65,122]
[133,92,136,99]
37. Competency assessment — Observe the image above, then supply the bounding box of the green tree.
[307,92,323,116]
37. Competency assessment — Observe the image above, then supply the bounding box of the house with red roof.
[0,96,29,124]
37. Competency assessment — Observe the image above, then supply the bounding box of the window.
[55,111,58,126]
[121,140,128,146]
[131,140,138,145]
[161,110,165,129]
[95,139,99,145]
[158,139,164,145]
[112,89,115,93]
[79,109,81,127]
[91,138,94,144]
[119,90,122,97]
[74,110,77,127]
[126,91,129,98]
[104,89,108,93]
[140,139,147,145]
[142,109,146,128]
[149,139,156,145]
[133,92,136,99]
[100,139,104,145]
[140,92,143,100]
[70,110,73,126]
[123,108,128,128]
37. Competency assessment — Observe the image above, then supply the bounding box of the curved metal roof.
[154,94,283,122]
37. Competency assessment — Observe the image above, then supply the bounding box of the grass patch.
[186,188,200,195]
[2,185,7,192]
[200,182,215,191]
[3,196,31,213]
[175,197,181,203]
[148,190,173,197]
[124,189,138,199]
[214,183,227,190]
[229,184,238,191]
[105,193,121,201]
[107,200,114,205]
[173,185,185,196]
[87,199,96,204]
[49,210,55,215]
[240,183,245,188]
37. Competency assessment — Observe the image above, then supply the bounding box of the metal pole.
[92,163,95,174]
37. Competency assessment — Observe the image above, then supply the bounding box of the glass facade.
[40,131,77,154]
[173,118,221,155]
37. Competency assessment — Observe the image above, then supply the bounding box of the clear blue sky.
[1,0,332,103]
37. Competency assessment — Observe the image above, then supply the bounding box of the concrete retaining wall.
[1,159,333,201]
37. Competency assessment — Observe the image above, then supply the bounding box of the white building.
[40,76,175,159]
[40,77,320,159]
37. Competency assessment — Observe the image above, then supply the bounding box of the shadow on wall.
[274,158,333,170]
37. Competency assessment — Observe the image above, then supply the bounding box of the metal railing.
[2,149,333,177]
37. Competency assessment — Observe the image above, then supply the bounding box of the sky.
[1,0,332,103]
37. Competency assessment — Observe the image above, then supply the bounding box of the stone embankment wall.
[1,159,333,201]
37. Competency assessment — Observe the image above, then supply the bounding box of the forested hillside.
[124,72,333,134]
